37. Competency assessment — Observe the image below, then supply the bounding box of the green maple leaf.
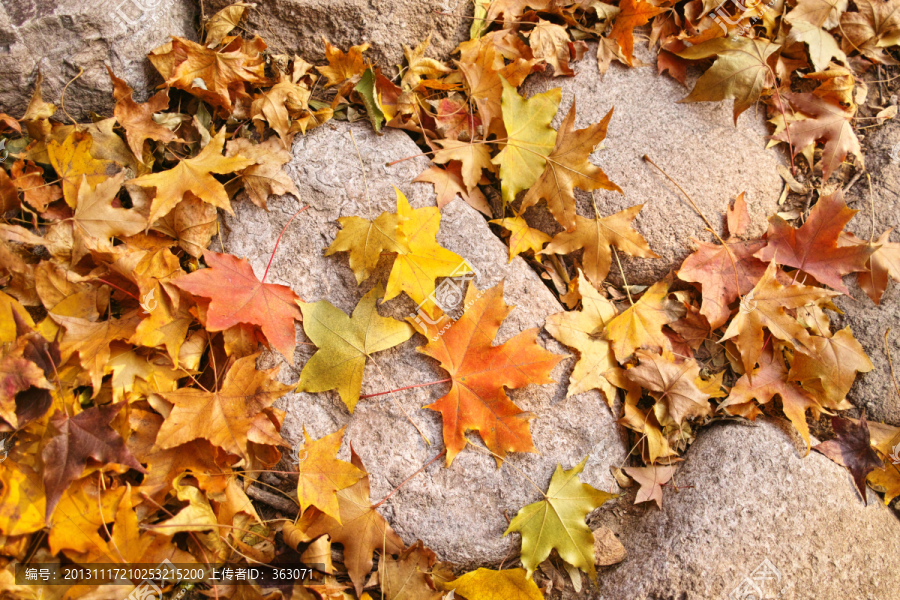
[504,457,616,580]
[296,284,414,412]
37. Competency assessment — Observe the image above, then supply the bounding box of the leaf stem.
[358,378,451,399]
[95,278,140,301]
[261,205,308,283]
[372,449,446,508]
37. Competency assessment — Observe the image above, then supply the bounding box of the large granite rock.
[588,420,900,599]
[832,121,900,426]
[521,44,785,285]
[221,123,627,567]
[0,0,198,121]
[206,0,470,74]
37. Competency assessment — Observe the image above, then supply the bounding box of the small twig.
[247,486,299,514]
[886,329,900,403]
[842,171,864,196]
[867,173,876,243]
[95,278,140,302]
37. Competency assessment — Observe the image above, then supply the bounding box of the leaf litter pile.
[2,0,900,598]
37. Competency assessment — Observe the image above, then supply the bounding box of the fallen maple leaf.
[540,205,658,289]
[410,282,564,465]
[226,137,300,209]
[294,427,365,524]
[492,77,560,207]
[431,139,496,191]
[107,67,178,162]
[400,37,453,90]
[626,350,713,424]
[720,261,839,375]
[11,160,63,212]
[623,465,676,508]
[814,414,883,504]
[755,191,875,292]
[173,249,303,363]
[545,271,619,405]
[458,44,537,137]
[47,130,122,207]
[490,216,551,262]
[678,235,768,330]
[317,40,371,87]
[439,568,543,600]
[789,327,874,408]
[774,93,863,180]
[519,103,621,232]
[69,173,146,264]
[383,188,473,317]
[0,462,46,537]
[721,345,820,452]
[677,37,780,123]
[606,281,681,362]
[48,477,126,558]
[164,36,267,110]
[504,457,616,580]
[41,401,146,520]
[841,230,900,304]
[54,312,141,393]
[526,19,578,76]
[297,449,405,597]
[787,0,849,29]
[297,284,414,412]
[155,353,290,458]
[130,127,255,224]
[414,163,492,215]
[326,207,406,284]
[609,0,665,65]
[379,540,449,600]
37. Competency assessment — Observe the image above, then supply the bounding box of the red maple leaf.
[173,250,302,363]
[755,191,875,292]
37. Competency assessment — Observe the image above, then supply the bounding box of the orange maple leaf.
[173,250,302,363]
[609,0,665,65]
[409,282,564,465]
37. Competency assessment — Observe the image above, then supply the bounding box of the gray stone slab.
[221,122,627,567]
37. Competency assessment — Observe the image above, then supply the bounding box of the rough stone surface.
[588,420,900,599]
[831,120,900,426]
[0,0,198,121]
[521,44,785,286]
[220,122,627,567]
[206,0,470,74]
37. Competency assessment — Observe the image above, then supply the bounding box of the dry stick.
[369,357,432,446]
[97,477,128,566]
[642,155,745,303]
[261,205,309,283]
[60,67,85,126]
[867,173,876,243]
[372,449,447,508]
[247,485,298,514]
[886,328,900,403]
[358,378,451,399]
